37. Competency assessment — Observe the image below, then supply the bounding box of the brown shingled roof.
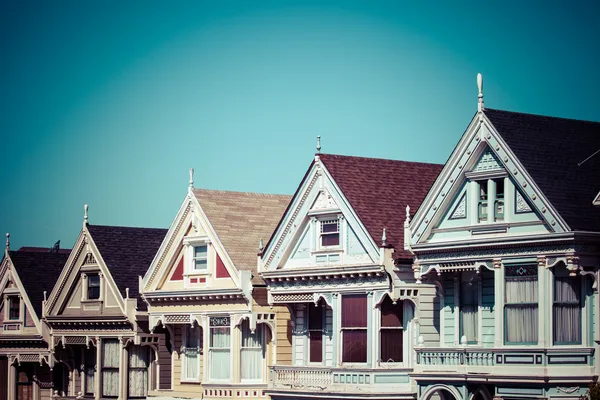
[194,189,291,284]
[319,154,443,260]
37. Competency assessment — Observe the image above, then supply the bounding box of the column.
[81,273,88,301]
[487,179,496,223]
[366,291,373,368]
[8,359,16,400]
[332,294,339,367]
[493,259,503,347]
[118,337,127,400]
[469,181,479,224]
[95,338,101,400]
[537,257,547,347]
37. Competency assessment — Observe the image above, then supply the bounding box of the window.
[505,265,538,344]
[8,296,20,320]
[380,297,402,362]
[209,317,230,380]
[320,220,340,247]
[129,346,150,397]
[553,276,581,344]
[241,320,266,381]
[308,304,324,363]
[341,295,367,363]
[84,347,95,395]
[478,181,488,222]
[193,245,208,270]
[494,179,505,221]
[183,325,201,381]
[87,274,100,300]
[459,272,478,344]
[102,339,120,397]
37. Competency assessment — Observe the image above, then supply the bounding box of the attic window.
[320,220,340,247]
[87,274,100,300]
[193,245,208,270]
[8,296,20,320]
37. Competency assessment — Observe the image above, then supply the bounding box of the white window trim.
[180,325,202,383]
[338,294,368,367]
[183,237,213,288]
[311,215,346,264]
[453,272,482,346]
[207,316,232,383]
[240,321,268,384]
[376,302,406,367]
[3,294,23,325]
[80,269,104,303]
[549,265,586,347]
[306,303,326,366]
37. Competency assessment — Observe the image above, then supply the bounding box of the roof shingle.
[485,108,600,232]
[87,225,167,309]
[7,248,70,319]
[194,189,291,284]
[319,154,443,260]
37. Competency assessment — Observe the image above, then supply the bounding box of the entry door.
[16,370,33,400]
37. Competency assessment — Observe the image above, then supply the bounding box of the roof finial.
[189,168,194,189]
[5,233,9,251]
[404,205,411,227]
[381,228,387,247]
[258,238,264,253]
[477,72,484,112]
[316,136,321,154]
[83,204,89,228]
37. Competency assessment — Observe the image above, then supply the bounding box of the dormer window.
[87,274,100,300]
[8,296,20,320]
[193,245,208,271]
[320,219,340,247]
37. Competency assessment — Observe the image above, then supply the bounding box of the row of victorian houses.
[2,75,600,400]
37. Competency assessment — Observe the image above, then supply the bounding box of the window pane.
[195,259,208,270]
[553,277,581,344]
[309,305,323,330]
[194,245,207,258]
[505,266,538,344]
[380,329,402,362]
[9,297,20,320]
[88,275,100,300]
[321,233,339,247]
[210,318,231,380]
[380,297,402,328]
[460,273,478,342]
[506,304,538,343]
[342,295,367,328]
[342,330,367,362]
[320,220,339,233]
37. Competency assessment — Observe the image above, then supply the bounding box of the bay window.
[308,304,324,363]
[183,325,201,381]
[102,339,120,397]
[459,272,478,344]
[380,296,402,363]
[209,316,230,380]
[241,320,266,381]
[553,275,581,344]
[341,295,367,363]
[505,265,538,344]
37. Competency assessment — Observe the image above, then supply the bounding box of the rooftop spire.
[83,204,89,228]
[316,136,321,154]
[5,232,9,251]
[477,72,484,112]
[189,168,194,189]
[404,205,411,227]
[258,238,264,253]
[381,228,387,247]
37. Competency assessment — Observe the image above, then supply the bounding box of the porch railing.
[271,366,332,388]
[416,349,494,366]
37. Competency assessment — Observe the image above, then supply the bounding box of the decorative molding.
[449,194,467,219]
[473,148,502,172]
[515,190,532,213]
[271,293,313,303]
[557,387,580,394]
[313,292,334,307]
[82,252,97,265]
[310,189,338,211]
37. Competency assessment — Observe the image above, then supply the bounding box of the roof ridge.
[88,224,167,231]
[193,188,291,198]
[485,108,600,125]
[319,153,443,167]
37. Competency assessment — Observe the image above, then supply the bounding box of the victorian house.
[0,238,70,400]
[140,179,292,400]
[43,208,167,400]
[259,152,442,399]
[408,75,600,400]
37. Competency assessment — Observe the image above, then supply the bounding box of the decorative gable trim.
[1,255,43,333]
[410,112,569,245]
[449,194,467,220]
[260,159,380,272]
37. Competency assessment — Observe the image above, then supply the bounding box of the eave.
[143,288,247,303]
[261,264,384,282]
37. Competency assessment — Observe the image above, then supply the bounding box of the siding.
[481,269,495,347]
[443,276,455,346]
[418,286,440,347]
[324,307,333,366]
[274,305,292,366]
[157,334,172,390]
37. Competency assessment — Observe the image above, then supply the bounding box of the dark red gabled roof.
[319,154,443,260]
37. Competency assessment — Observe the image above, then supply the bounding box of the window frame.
[240,320,267,383]
[208,316,231,382]
[319,219,341,248]
[8,296,20,321]
[457,271,480,345]
[504,264,539,345]
[308,303,325,364]
[552,270,583,345]
[379,296,403,364]
[87,274,101,300]
[340,294,368,365]
[192,245,208,271]
[181,324,202,383]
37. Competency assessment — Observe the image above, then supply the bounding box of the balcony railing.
[269,365,413,394]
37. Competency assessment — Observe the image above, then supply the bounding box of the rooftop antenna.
[83,204,89,228]
[578,148,600,167]
[189,168,194,189]
[316,136,321,154]
[477,73,484,112]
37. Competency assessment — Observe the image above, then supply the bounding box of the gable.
[144,193,243,295]
[411,115,566,246]
[261,162,379,272]
[46,231,126,318]
[0,257,42,333]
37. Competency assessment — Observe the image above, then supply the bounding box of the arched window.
[380,296,403,362]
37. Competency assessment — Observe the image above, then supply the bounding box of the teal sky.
[1,1,599,250]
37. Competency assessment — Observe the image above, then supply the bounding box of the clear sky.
[1,0,599,250]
